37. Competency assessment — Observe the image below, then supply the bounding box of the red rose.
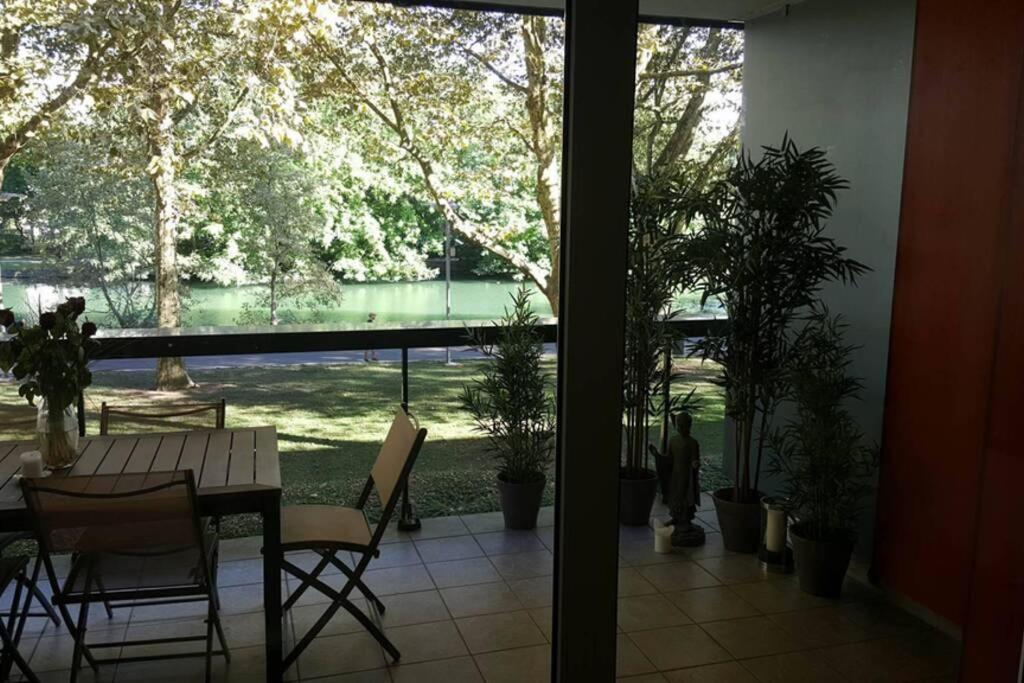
[81,321,98,338]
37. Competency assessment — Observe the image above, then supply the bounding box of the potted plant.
[462,286,554,530]
[768,308,877,597]
[684,136,868,551]
[0,298,98,469]
[621,172,699,525]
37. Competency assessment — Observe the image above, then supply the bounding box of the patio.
[8,497,959,683]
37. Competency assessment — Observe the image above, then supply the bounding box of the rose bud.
[70,297,86,316]
[39,312,57,330]
[81,321,98,338]
[0,309,14,328]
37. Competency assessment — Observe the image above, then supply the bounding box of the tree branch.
[638,62,741,80]
[180,84,251,161]
[457,44,528,94]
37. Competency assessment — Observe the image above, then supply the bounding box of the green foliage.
[685,136,869,501]
[768,308,878,541]
[622,171,702,477]
[461,286,554,484]
[0,296,97,414]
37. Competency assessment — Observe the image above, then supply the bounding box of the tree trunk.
[270,268,279,325]
[522,15,561,317]
[148,81,193,391]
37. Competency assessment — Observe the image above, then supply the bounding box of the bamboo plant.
[684,136,868,503]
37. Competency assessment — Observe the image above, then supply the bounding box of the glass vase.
[36,398,79,470]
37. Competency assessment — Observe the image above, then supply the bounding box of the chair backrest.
[22,471,206,560]
[99,399,226,435]
[0,403,37,435]
[366,408,427,530]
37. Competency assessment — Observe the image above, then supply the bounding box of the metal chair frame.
[98,399,227,435]
[0,556,41,682]
[278,408,427,673]
[0,532,62,679]
[22,471,230,683]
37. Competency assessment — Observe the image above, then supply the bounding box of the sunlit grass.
[0,358,725,536]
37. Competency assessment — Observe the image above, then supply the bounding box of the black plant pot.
[790,523,855,598]
[619,469,658,526]
[497,475,546,530]
[712,487,764,553]
[655,453,674,504]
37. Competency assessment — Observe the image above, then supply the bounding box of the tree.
[0,0,152,189]
[91,0,304,388]
[22,138,156,327]
[205,141,341,326]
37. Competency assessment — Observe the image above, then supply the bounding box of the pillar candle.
[654,524,674,554]
[20,450,43,478]
[765,507,786,553]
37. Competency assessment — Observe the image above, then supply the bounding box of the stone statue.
[667,412,705,547]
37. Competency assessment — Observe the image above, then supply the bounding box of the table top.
[0,427,281,518]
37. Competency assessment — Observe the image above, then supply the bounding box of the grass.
[0,358,725,536]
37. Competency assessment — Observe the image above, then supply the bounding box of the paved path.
[88,343,559,372]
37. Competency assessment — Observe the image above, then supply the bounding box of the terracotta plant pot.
[790,522,855,598]
[619,469,658,526]
[497,475,546,530]
[712,487,764,553]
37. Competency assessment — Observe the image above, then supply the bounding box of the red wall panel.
[875,0,1024,640]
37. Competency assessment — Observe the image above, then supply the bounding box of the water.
[0,260,720,329]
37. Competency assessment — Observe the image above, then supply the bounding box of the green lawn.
[0,358,725,536]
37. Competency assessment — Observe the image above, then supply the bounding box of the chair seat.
[58,533,217,601]
[281,505,372,550]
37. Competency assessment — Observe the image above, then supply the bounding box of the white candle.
[654,524,674,554]
[765,507,786,553]
[20,450,43,478]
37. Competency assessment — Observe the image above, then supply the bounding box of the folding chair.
[0,556,40,682]
[22,471,230,683]
[99,399,226,435]
[277,407,427,673]
[0,532,61,678]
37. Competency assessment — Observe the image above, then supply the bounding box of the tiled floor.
[6,497,959,682]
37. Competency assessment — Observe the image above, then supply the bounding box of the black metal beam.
[552,1,638,681]
[90,318,724,360]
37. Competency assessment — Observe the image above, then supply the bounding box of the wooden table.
[0,427,284,681]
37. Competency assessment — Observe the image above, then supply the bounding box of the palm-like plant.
[768,308,877,541]
[622,172,700,479]
[462,286,554,484]
[684,136,868,503]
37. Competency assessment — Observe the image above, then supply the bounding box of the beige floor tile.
[617,594,692,632]
[638,561,721,592]
[507,576,553,608]
[383,619,467,664]
[370,541,424,569]
[620,540,692,567]
[701,615,808,659]
[663,661,757,682]
[461,511,507,535]
[528,606,553,640]
[441,582,523,618]
[488,550,554,581]
[376,589,452,628]
[455,610,546,654]
[474,530,547,556]
[617,633,658,677]
[619,567,660,597]
[628,625,732,670]
[291,599,369,639]
[680,533,737,562]
[412,515,471,540]
[834,600,931,641]
[666,586,760,623]
[695,556,770,585]
[309,670,393,682]
[362,564,437,597]
[740,650,841,682]
[30,626,126,673]
[474,643,551,683]
[390,655,484,682]
[415,536,484,564]
[768,606,876,647]
[426,557,501,589]
[294,631,387,679]
[728,579,833,614]
[618,674,668,682]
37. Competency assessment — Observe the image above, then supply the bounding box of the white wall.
[739,0,916,552]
